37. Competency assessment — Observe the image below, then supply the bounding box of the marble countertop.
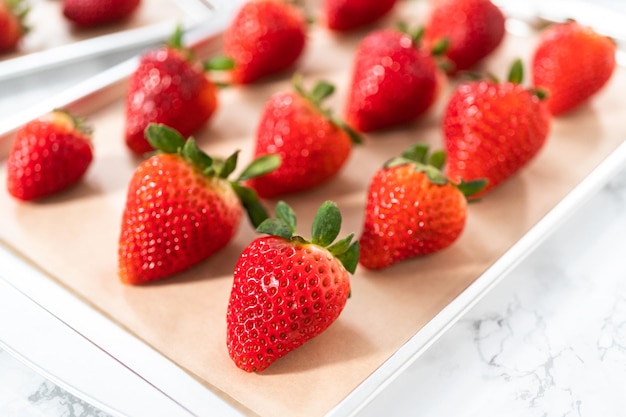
[2,1,626,416]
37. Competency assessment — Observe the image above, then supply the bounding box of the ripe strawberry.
[124,27,230,155]
[321,0,398,32]
[62,0,140,27]
[227,200,359,372]
[531,21,617,116]
[443,60,551,196]
[246,75,361,198]
[344,26,441,132]
[118,124,280,285]
[6,110,93,201]
[423,0,506,73]
[359,144,485,270]
[0,0,28,53]
[223,0,307,84]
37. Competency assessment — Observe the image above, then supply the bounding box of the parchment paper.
[1,2,625,416]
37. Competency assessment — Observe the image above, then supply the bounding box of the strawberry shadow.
[136,240,248,287]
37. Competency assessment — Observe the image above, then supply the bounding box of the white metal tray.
[1,1,625,416]
[0,0,215,82]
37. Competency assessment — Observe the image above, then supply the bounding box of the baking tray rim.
[1,2,626,415]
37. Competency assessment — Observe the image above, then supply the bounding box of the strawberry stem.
[386,143,487,196]
[508,59,524,84]
[7,0,29,33]
[256,200,360,274]
[311,201,341,247]
[456,178,489,198]
[144,123,279,228]
[167,25,185,50]
[292,73,363,144]
[145,123,186,153]
[236,154,282,182]
[204,55,236,71]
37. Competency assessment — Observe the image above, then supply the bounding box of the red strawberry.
[344,26,441,132]
[227,200,359,372]
[359,144,484,270]
[443,60,551,196]
[124,28,230,155]
[247,75,360,198]
[62,0,140,27]
[423,0,506,73]
[531,21,617,116]
[118,124,279,284]
[223,0,307,84]
[0,0,28,53]
[6,110,93,201]
[321,0,398,32]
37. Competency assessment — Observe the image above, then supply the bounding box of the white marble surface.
[2,1,626,416]
[0,347,112,417]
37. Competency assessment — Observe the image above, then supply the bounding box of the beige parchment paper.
[1,2,625,416]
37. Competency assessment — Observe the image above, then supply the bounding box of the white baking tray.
[1,1,625,416]
[0,0,215,82]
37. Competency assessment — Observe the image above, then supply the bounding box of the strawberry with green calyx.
[227,200,359,372]
[359,144,485,270]
[223,0,307,84]
[344,24,441,132]
[443,59,550,198]
[124,27,234,155]
[62,0,140,27]
[118,124,280,285]
[423,0,506,74]
[7,109,93,201]
[321,0,398,32]
[0,0,29,53]
[531,20,617,116]
[247,74,361,198]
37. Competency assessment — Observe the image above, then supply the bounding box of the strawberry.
[62,0,140,27]
[344,26,441,132]
[359,144,484,270]
[531,21,617,116]
[246,75,361,198]
[423,0,506,73]
[6,110,93,201]
[227,200,359,372]
[321,0,398,32]
[124,27,231,155]
[443,60,551,196]
[223,0,307,84]
[118,124,280,285]
[0,0,28,53]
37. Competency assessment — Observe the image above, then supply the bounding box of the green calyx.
[256,200,360,274]
[52,108,93,136]
[396,21,424,46]
[385,143,486,198]
[166,25,185,50]
[144,123,281,227]
[165,25,235,75]
[7,0,29,33]
[507,59,547,101]
[507,58,524,84]
[292,73,362,145]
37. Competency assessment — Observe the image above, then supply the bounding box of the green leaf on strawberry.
[293,73,362,144]
[256,200,359,274]
[386,143,486,197]
[144,123,280,228]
